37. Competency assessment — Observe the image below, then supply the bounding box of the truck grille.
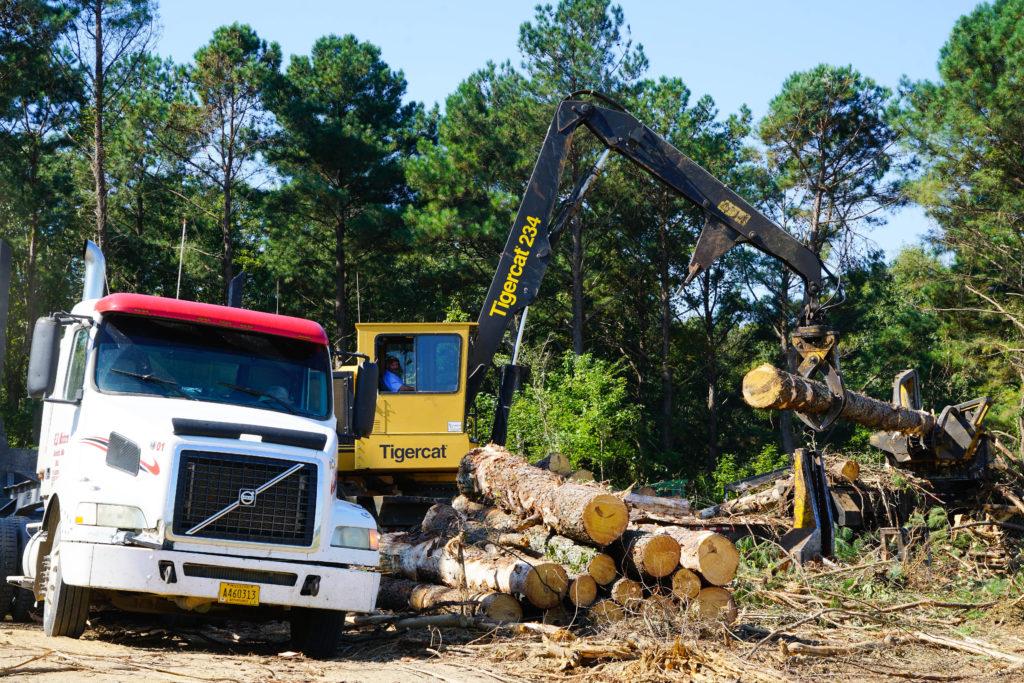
[173,451,317,546]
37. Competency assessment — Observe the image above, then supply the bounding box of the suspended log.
[567,573,597,608]
[692,587,737,623]
[376,576,523,622]
[451,495,538,532]
[589,599,625,624]
[458,445,628,546]
[718,479,792,516]
[636,524,739,586]
[612,529,681,579]
[609,577,643,608]
[535,451,572,476]
[380,532,568,608]
[742,364,936,436]
[625,493,691,518]
[667,568,701,600]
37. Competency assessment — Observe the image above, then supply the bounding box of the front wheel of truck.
[42,522,90,638]
[289,608,346,659]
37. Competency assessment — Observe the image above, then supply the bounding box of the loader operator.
[382,355,413,392]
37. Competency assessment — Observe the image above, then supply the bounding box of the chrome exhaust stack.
[83,240,106,301]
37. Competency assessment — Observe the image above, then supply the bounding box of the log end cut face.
[670,568,701,600]
[582,494,629,546]
[696,533,741,586]
[637,534,681,578]
[525,563,569,609]
[587,553,617,586]
[589,599,625,624]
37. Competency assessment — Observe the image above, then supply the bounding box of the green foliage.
[506,349,640,484]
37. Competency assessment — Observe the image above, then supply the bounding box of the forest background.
[2,0,1023,505]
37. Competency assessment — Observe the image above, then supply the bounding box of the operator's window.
[375,334,461,393]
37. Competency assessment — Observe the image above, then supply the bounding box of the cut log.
[625,492,691,518]
[829,460,860,484]
[376,576,523,622]
[718,479,792,516]
[502,526,617,581]
[609,577,643,608]
[636,524,739,586]
[642,591,678,619]
[421,502,465,534]
[380,532,568,608]
[613,529,681,579]
[567,573,597,608]
[542,603,576,626]
[691,586,737,623]
[535,451,572,476]
[743,364,936,436]
[667,568,701,600]
[567,469,595,482]
[451,494,538,532]
[589,599,625,624]
[587,553,617,586]
[458,445,628,546]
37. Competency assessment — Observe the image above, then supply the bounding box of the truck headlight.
[75,502,147,529]
[331,526,379,550]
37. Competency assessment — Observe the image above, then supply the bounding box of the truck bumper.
[59,541,379,613]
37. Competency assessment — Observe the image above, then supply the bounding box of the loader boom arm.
[466,96,841,430]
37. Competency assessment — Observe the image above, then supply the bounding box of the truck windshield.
[94,314,332,419]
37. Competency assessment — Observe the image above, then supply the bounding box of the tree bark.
[636,524,739,586]
[625,493,691,518]
[500,525,616,585]
[718,479,792,516]
[380,532,568,608]
[458,445,628,546]
[451,495,537,532]
[743,364,936,435]
[376,576,522,622]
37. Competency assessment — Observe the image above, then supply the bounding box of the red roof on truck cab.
[94,293,329,345]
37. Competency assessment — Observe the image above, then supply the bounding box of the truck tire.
[9,587,36,622]
[42,522,90,638]
[0,517,18,619]
[288,608,346,659]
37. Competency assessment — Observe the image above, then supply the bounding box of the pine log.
[458,445,628,545]
[718,479,792,516]
[535,451,572,476]
[636,524,739,586]
[692,586,737,623]
[612,528,681,579]
[380,532,568,608]
[587,553,617,586]
[642,592,678,619]
[589,599,625,624]
[567,470,595,482]
[503,525,617,581]
[743,364,936,436]
[421,502,465,534]
[451,495,538,532]
[376,576,523,622]
[625,492,691,518]
[667,568,701,600]
[609,577,643,608]
[829,459,860,484]
[567,573,597,608]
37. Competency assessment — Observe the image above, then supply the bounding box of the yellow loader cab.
[334,322,476,523]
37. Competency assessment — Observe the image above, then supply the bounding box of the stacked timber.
[372,444,742,626]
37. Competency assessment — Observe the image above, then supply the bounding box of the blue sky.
[155,0,983,260]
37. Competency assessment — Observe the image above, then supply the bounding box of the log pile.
[374,443,742,627]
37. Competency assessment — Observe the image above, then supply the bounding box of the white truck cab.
[12,243,380,658]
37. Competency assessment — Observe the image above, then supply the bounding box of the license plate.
[218,582,259,606]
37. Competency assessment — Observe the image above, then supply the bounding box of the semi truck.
[0,240,380,658]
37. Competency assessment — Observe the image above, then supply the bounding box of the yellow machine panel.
[354,432,473,471]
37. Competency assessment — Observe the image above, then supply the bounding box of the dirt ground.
[4,600,1024,682]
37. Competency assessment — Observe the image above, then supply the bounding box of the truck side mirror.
[351,361,379,439]
[27,317,61,398]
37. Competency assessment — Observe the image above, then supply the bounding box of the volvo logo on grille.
[239,489,257,506]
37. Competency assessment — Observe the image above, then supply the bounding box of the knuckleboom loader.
[335,92,847,524]
[0,240,380,658]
